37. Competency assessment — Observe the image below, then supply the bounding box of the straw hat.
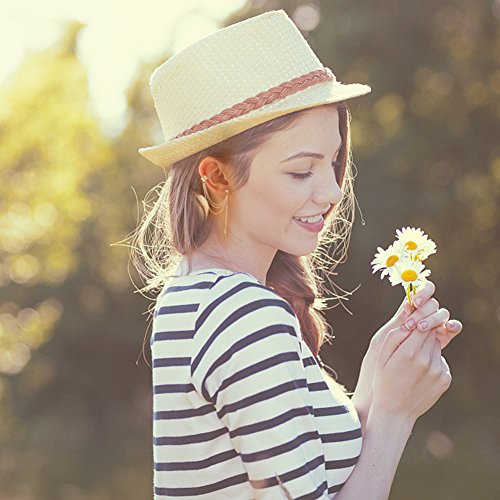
[138,9,371,168]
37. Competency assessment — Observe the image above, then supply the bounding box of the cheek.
[237,178,305,229]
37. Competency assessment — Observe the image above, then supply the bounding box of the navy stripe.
[325,456,360,469]
[153,330,194,341]
[154,472,249,497]
[321,428,363,443]
[154,426,228,446]
[195,281,294,332]
[213,350,300,403]
[314,405,350,416]
[328,482,346,494]
[153,383,194,394]
[303,355,318,367]
[153,357,190,368]
[308,380,331,392]
[191,292,296,374]
[249,455,327,497]
[230,406,312,439]
[164,280,214,293]
[202,325,296,402]
[156,303,199,316]
[153,404,214,420]
[296,482,329,500]
[240,430,320,462]
[217,378,309,420]
[155,449,239,471]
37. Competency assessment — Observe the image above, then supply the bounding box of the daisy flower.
[388,258,431,304]
[371,239,407,279]
[395,226,437,262]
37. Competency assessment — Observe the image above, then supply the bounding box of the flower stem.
[406,285,414,312]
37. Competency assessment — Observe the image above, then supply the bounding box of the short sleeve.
[190,276,331,499]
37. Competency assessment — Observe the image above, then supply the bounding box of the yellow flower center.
[405,240,418,251]
[386,255,399,267]
[401,269,418,282]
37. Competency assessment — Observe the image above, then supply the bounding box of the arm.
[334,407,414,500]
[191,281,332,499]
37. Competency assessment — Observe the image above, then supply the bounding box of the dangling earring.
[200,175,229,237]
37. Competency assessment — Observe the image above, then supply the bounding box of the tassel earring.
[201,175,229,237]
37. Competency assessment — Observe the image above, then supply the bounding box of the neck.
[185,237,275,286]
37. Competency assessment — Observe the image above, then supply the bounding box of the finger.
[445,319,462,333]
[421,328,437,354]
[395,328,435,368]
[429,338,443,372]
[402,298,440,331]
[412,280,436,309]
[398,329,436,372]
[415,308,450,333]
[396,296,408,316]
[433,321,463,349]
[379,326,412,367]
[396,327,433,356]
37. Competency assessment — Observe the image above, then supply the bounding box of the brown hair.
[129,102,357,390]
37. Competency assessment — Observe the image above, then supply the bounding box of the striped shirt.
[151,268,363,499]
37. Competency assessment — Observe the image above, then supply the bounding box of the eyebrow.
[280,145,342,163]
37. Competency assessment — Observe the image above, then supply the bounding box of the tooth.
[297,214,322,223]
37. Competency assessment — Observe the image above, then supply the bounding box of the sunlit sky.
[1,0,247,136]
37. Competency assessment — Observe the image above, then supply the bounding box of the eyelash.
[290,160,341,180]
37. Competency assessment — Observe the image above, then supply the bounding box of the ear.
[198,156,230,195]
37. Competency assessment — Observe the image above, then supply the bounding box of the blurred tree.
[0,21,157,499]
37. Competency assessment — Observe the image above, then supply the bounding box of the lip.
[293,215,325,233]
[294,207,331,219]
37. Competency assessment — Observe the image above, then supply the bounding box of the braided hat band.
[173,68,335,140]
[138,10,371,168]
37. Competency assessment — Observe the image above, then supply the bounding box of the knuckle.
[400,348,415,363]
[416,356,430,371]
[440,372,452,389]
[429,298,440,310]
[439,307,450,319]
[429,364,442,378]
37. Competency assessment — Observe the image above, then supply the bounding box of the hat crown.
[149,10,328,142]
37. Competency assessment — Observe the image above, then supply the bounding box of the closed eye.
[289,160,341,180]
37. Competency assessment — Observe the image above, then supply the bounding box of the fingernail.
[415,298,422,307]
[446,320,458,329]
[417,321,428,331]
[405,318,415,330]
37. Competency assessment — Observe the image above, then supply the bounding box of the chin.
[280,240,319,257]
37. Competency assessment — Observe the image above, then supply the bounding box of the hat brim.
[138,79,371,168]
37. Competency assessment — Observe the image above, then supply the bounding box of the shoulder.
[191,272,304,388]
[196,270,298,330]
[189,271,304,359]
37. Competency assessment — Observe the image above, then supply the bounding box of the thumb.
[378,326,412,368]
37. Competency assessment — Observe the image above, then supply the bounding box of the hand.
[351,281,462,425]
[371,324,452,421]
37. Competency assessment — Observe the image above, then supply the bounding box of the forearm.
[334,406,414,500]
[350,391,369,432]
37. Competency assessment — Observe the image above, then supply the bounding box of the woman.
[133,9,463,499]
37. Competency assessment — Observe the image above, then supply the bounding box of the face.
[230,105,343,259]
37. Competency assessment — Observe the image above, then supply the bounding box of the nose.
[312,165,343,207]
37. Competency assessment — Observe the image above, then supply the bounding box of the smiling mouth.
[293,207,332,223]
